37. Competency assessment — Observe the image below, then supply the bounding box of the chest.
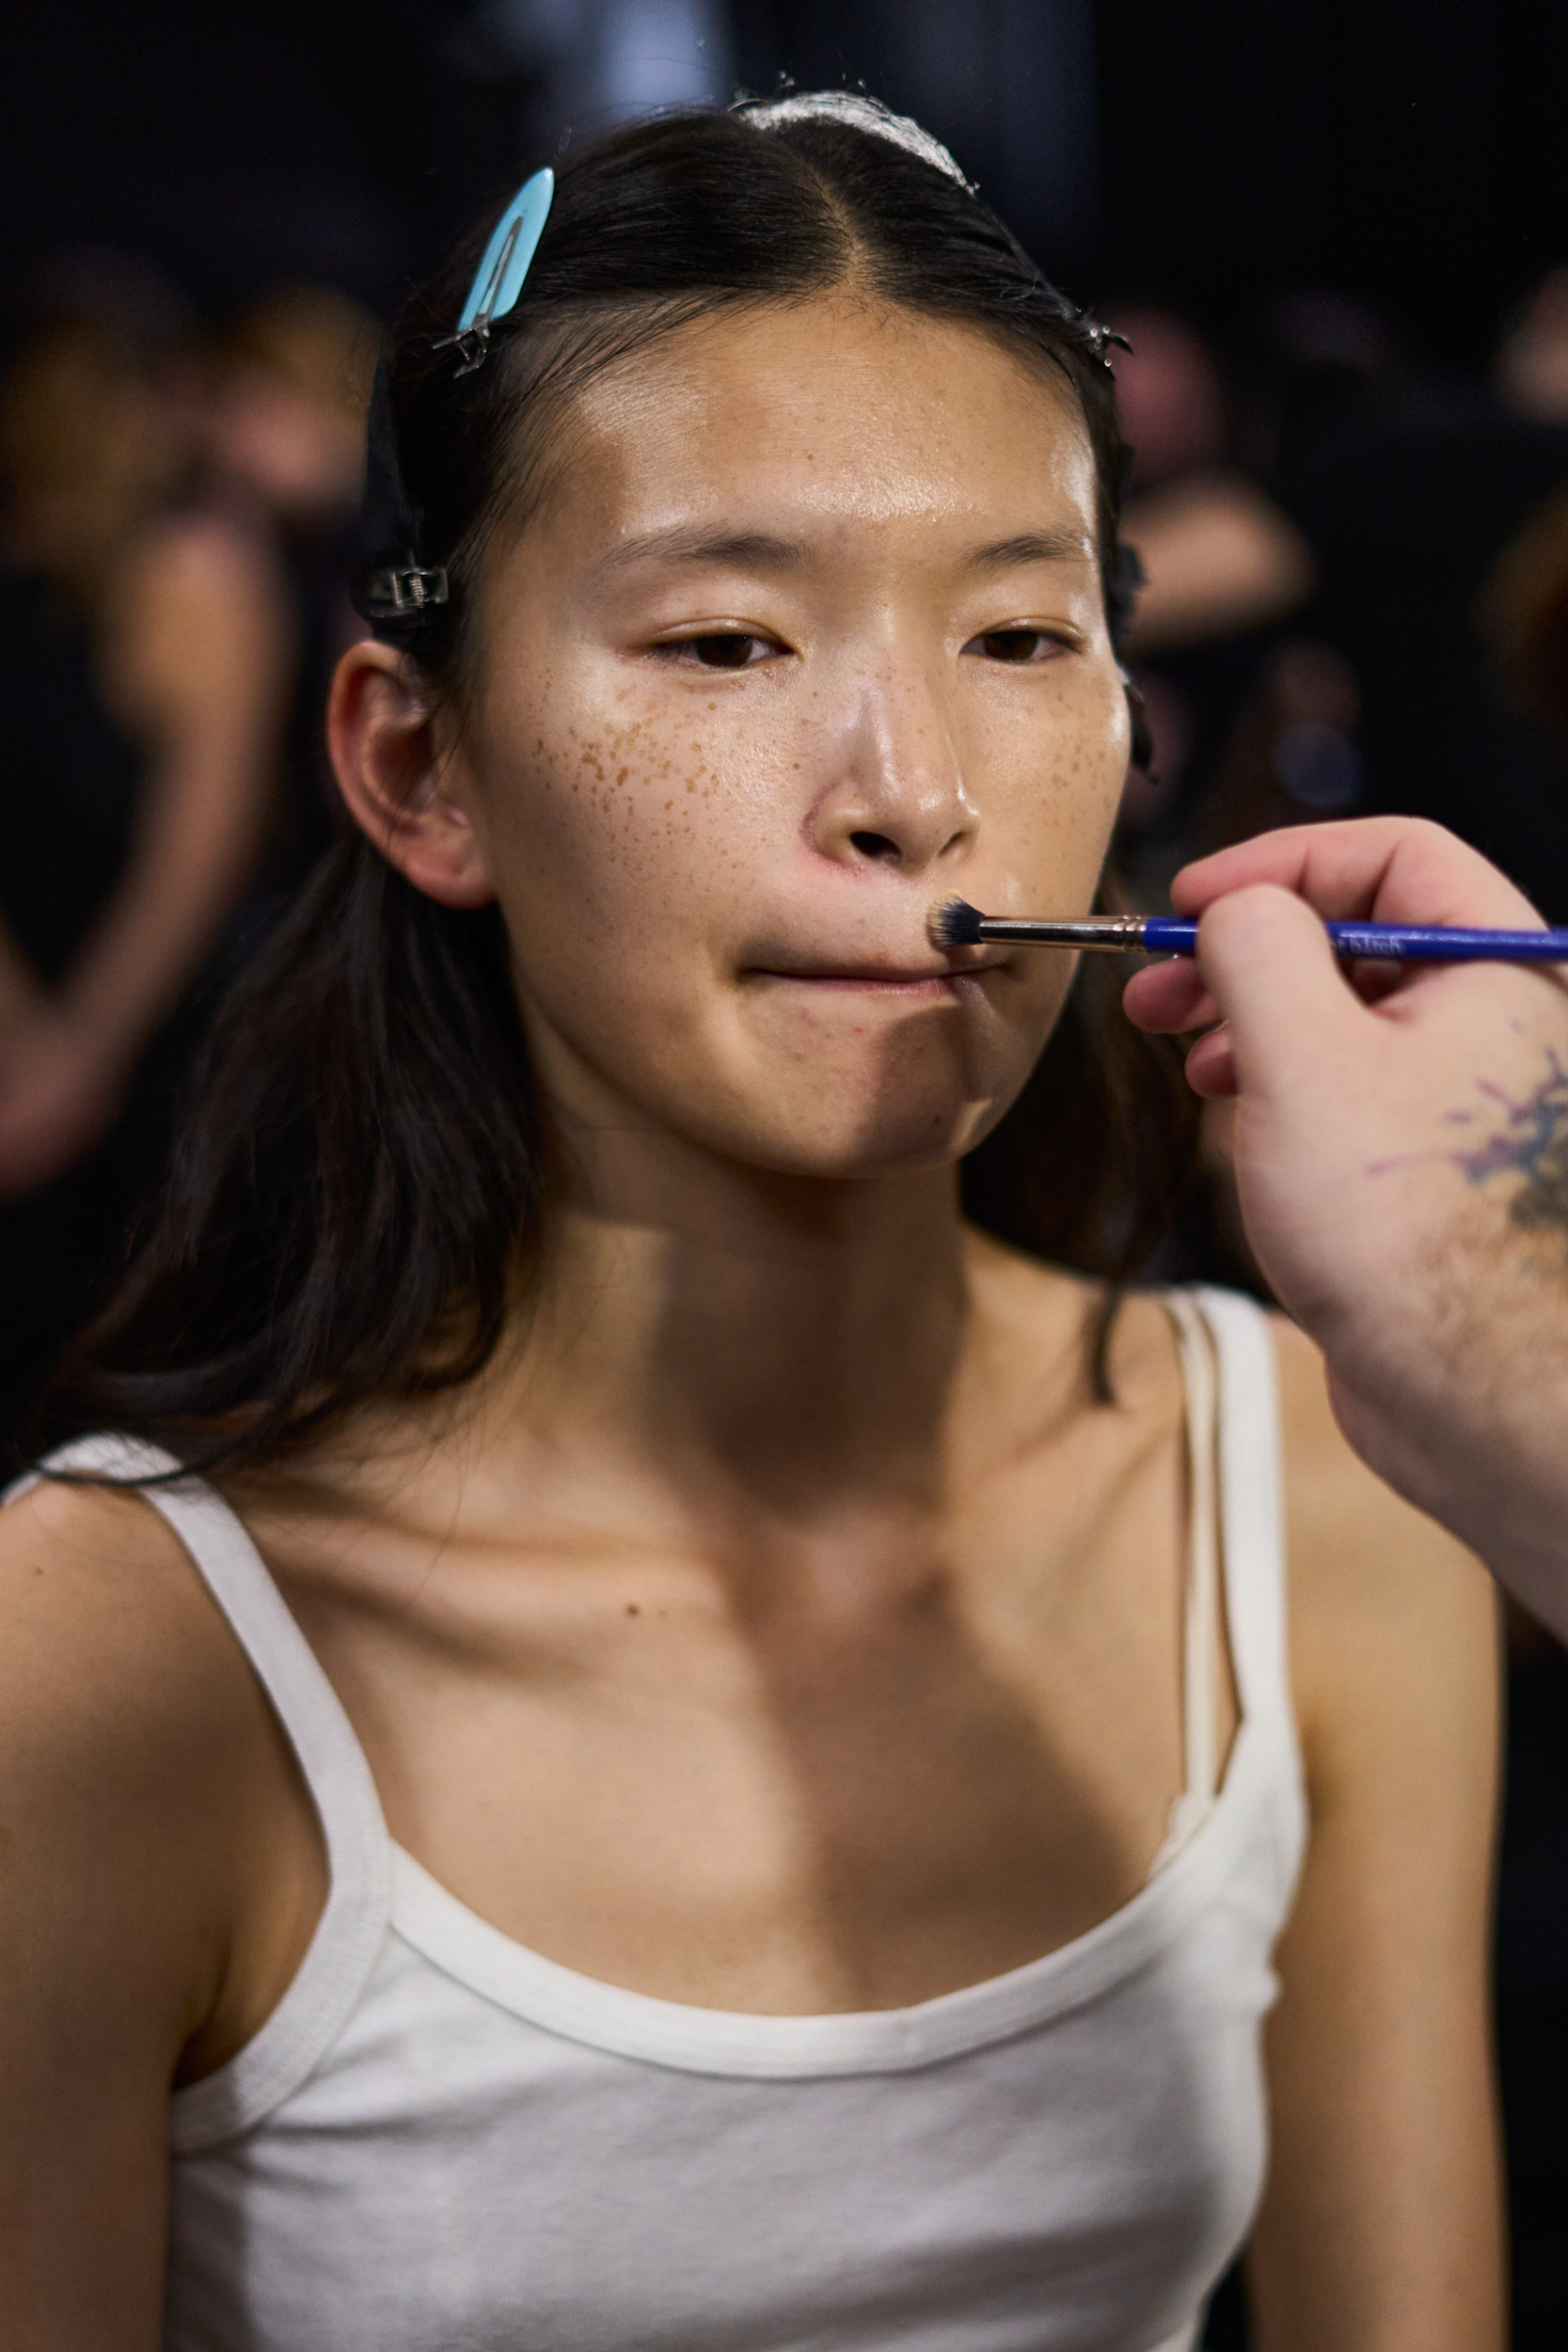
[246,1414,1229,2016]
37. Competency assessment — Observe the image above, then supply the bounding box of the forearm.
[0,919,47,1030]
[55,752,268,1062]
[63,510,291,1066]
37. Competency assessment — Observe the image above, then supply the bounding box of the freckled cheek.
[975,687,1125,882]
[477,706,789,952]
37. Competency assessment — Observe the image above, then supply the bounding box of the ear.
[325,640,495,909]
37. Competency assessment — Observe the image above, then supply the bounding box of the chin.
[719,1091,1006,1184]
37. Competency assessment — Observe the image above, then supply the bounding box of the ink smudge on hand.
[1366,1047,1568,1248]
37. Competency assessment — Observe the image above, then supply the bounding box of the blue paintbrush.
[928,898,1568,963]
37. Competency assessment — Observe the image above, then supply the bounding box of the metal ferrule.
[974,915,1149,949]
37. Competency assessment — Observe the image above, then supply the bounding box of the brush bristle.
[928,896,985,948]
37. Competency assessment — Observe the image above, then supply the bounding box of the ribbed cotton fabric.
[29,1286,1306,2352]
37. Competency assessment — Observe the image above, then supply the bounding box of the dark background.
[4,8,1565,2347]
[5,0,1565,370]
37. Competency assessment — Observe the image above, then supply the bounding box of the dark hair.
[36,100,1196,1476]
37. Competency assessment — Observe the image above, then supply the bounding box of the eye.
[965,628,1070,664]
[660,631,780,670]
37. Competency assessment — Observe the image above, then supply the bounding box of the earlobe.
[325,641,496,909]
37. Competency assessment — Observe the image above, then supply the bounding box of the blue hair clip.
[436,167,555,375]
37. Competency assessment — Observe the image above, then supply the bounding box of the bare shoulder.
[0,1477,316,2335]
[0,1475,252,1762]
[1269,1314,1499,1774]
[0,1477,285,2020]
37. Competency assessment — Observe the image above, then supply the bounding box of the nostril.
[850,831,901,863]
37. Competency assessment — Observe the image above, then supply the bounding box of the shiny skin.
[364,297,1129,1182]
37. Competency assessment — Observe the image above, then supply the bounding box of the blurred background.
[1,4,1565,2343]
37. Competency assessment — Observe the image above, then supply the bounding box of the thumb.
[1196,882,1366,1101]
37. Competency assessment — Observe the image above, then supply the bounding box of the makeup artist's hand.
[1123,817,1568,1632]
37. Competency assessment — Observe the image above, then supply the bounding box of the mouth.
[742,959,1005,998]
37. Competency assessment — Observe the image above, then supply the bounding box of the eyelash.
[657,632,780,670]
[963,628,1072,663]
[653,625,1074,671]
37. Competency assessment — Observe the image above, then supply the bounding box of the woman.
[0,99,1500,2350]
[0,291,289,1438]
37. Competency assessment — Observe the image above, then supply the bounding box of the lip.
[744,960,1005,995]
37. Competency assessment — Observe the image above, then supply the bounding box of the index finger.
[1168,817,1544,931]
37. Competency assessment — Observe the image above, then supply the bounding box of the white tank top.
[35,1286,1306,2352]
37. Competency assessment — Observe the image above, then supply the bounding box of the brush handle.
[1140,916,1568,962]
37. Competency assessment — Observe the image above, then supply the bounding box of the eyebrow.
[595,527,809,574]
[963,529,1096,571]
[594,521,1095,576]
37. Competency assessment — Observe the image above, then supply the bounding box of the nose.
[805,650,977,878]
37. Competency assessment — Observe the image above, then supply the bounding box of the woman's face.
[446,295,1129,1182]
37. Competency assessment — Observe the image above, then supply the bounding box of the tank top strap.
[1176,1291,1292,1740]
[1162,1292,1222,1815]
[11,1434,393,2150]
[1153,1288,1304,1897]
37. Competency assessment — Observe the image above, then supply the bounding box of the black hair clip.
[359,564,450,618]
[1083,317,1132,366]
[352,360,449,638]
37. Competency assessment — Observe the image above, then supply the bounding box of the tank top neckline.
[16,1285,1296,2112]
[383,1714,1273,2078]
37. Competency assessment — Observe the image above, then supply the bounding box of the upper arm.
[106,516,293,787]
[0,1484,264,2348]
[1245,1319,1503,2352]
[1122,472,1315,654]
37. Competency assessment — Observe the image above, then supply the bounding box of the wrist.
[49,992,148,1074]
[0,972,51,1041]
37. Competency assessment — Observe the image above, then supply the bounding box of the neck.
[483,1126,973,1526]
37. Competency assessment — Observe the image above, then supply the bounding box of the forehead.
[531,294,1100,549]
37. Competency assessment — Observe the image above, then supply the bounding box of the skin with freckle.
[435,298,1127,1178]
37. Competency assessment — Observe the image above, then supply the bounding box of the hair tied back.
[741,91,975,191]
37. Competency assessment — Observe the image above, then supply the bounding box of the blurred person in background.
[1114,308,1315,655]
[0,278,290,1445]
[1496,268,1568,426]
[1268,269,1568,920]
[207,286,379,916]
[1104,306,1314,885]
[1105,309,1328,1328]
